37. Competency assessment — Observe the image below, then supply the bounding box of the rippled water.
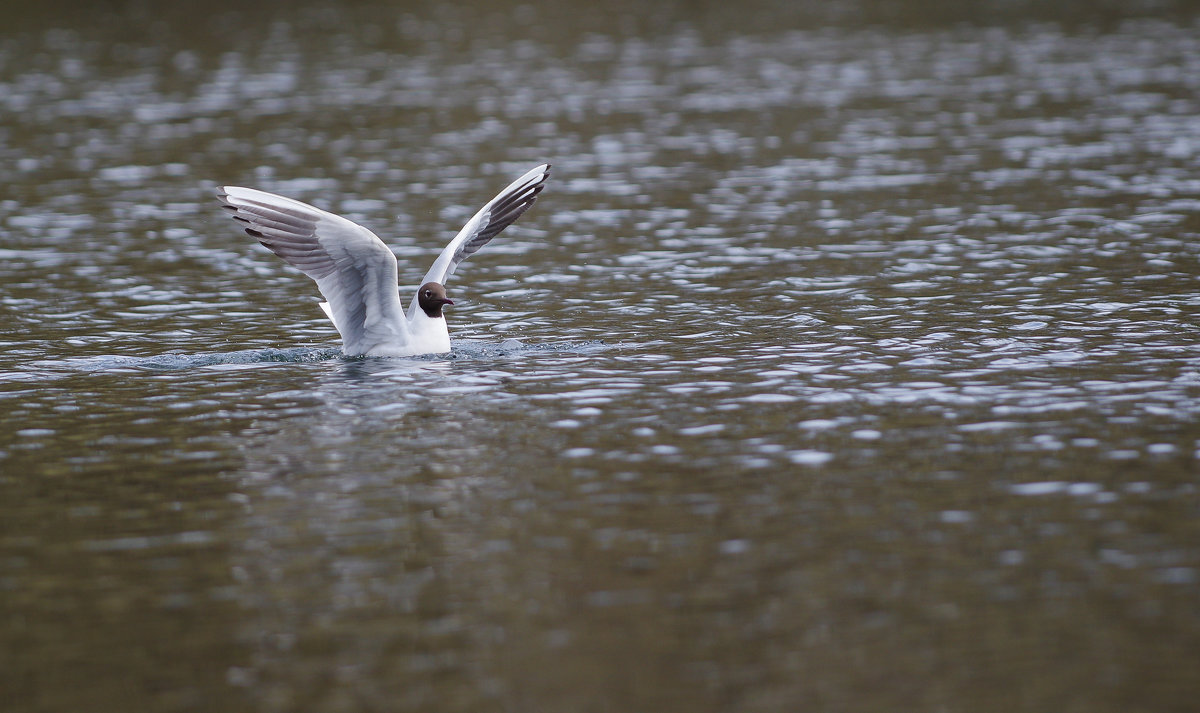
[3,3,1200,712]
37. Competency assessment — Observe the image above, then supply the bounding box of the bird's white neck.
[405,310,451,354]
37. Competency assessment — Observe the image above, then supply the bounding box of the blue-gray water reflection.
[2,3,1199,712]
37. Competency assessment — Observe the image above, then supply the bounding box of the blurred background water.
[2,1,1200,711]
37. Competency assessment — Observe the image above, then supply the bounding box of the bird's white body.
[316,299,451,357]
[218,164,551,357]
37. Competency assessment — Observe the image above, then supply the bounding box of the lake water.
[2,2,1199,711]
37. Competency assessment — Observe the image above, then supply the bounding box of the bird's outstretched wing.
[414,164,551,312]
[217,186,408,356]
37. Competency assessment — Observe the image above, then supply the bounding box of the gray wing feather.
[217,186,409,355]
[416,164,551,308]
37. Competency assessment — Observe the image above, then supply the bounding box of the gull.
[217,164,550,357]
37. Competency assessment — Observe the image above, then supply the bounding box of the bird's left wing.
[414,164,551,313]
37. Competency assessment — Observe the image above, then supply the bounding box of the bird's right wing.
[217,186,409,356]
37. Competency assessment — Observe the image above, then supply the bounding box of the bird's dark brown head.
[417,282,454,318]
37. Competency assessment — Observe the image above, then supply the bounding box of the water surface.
[2,3,1199,712]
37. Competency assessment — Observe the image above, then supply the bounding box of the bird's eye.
[424,290,431,297]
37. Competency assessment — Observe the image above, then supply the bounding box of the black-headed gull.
[217,164,551,357]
